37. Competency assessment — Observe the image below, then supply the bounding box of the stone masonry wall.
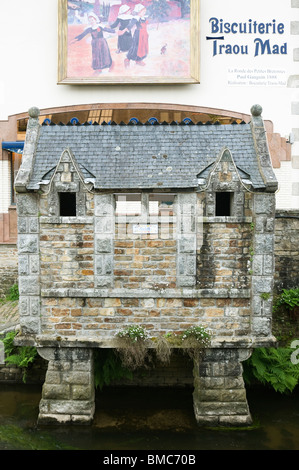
[274,210,299,292]
[0,244,18,298]
[197,222,252,290]
[114,237,177,290]
[3,212,295,302]
[40,296,251,339]
[40,222,95,290]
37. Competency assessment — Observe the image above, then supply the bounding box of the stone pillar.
[37,347,95,425]
[176,192,197,287]
[251,192,276,336]
[15,107,41,335]
[94,194,115,288]
[193,348,252,426]
[17,193,41,335]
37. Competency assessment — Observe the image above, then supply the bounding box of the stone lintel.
[40,216,94,225]
[201,216,253,223]
[40,288,251,299]
[13,334,276,350]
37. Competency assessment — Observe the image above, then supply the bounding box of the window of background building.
[115,194,142,216]
[149,194,175,216]
[11,153,22,204]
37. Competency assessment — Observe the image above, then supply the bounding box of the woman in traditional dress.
[125,4,149,67]
[72,12,114,72]
[110,4,133,54]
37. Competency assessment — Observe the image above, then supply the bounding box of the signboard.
[205,13,289,88]
[132,224,158,234]
[227,68,287,86]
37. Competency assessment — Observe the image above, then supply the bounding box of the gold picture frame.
[58,0,200,84]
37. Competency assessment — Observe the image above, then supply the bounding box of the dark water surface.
[0,384,298,450]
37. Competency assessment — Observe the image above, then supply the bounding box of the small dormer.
[39,148,95,220]
[197,147,253,220]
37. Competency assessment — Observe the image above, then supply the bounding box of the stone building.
[14,104,278,426]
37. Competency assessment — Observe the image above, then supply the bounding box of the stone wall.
[0,355,46,384]
[274,210,299,292]
[0,346,193,388]
[40,295,251,339]
[0,244,18,298]
[197,222,252,290]
[3,211,295,302]
[114,238,177,290]
[40,222,95,290]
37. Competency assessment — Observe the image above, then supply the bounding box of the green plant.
[154,335,172,364]
[181,325,211,347]
[1,330,16,356]
[180,326,211,361]
[115,325,150,370]
[1,331,37,383]
[116,324,148,342]
[243,346,299,394]
[260,292,271,301]
[274,288,299,312]
[0,284,19,304]
[7,284,19,301]
[94,349,133,390]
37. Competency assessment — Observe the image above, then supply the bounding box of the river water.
[0,384,298,450]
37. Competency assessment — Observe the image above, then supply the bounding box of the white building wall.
[0,160,11,214]
[0,0,298,210]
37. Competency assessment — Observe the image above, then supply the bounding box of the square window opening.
[115,194,142,216]
[149,194,175,216]
[59,192,77,216]
[215,192,233,216]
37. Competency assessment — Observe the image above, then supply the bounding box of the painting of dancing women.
[110,4,133,54]
[71,12,114,73]
[124,4,148,68]
[58,0,200,84]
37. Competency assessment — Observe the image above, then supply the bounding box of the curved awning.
[2,141,24,154]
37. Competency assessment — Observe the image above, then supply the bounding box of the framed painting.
[58,0,200,84]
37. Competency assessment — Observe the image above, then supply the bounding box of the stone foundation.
[37,347,95,425]
[36,345,253,427]
[193,348,252,426]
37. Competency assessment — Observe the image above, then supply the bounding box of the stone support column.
[251,192,276,336]
[193,348,252,426]
[15,107,41,335]
[17,193,40,335]
[37,347,95,425]
[176,193,197,287]
[94,194,115,288]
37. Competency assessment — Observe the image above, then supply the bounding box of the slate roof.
[27,122,266,190]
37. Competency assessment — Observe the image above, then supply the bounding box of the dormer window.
[59,192,77,216]
[215,192,233,217]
